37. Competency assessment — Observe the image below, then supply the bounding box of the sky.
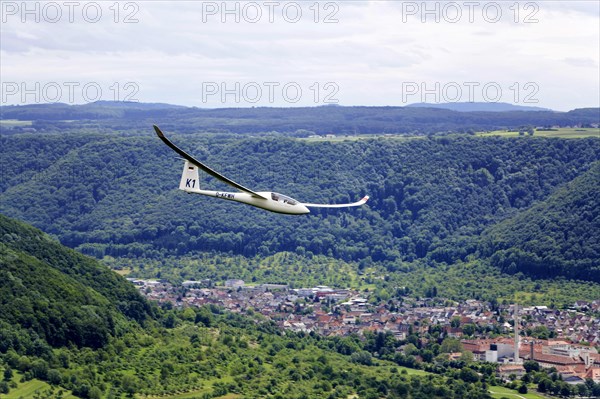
[1,1,599,111]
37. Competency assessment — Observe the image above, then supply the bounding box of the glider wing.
[302,196,369,208]
[154,125,268,200]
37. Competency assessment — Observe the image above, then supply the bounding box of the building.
[225,279,244,288]
[497,364,526,380]
[182,279,211,288]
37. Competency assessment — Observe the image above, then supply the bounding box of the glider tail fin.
[179,161,200,192]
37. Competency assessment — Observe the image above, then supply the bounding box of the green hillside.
[480,162,600,282]
[0,242,114,349]
[1,133,599,284]
[0,214,152,351]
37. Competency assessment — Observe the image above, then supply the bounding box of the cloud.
[564,58,598,69]
[1,1,598,110]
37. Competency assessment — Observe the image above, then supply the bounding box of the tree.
[121,375,138,397]
[592,381,600,397]
[459,351,474,363]
[577,383,590,397]
[440,337,463,353]
[181,307,196,322]
[17,356,31,372]
[31,359,48,380]
[527,127,535,136]
[89,386,103,399]
[47,369,62,385]
[560,384,571,397]
[421,350,434,363]
[462,324,477,336]
[404,343,419,356]
[3,367,13,381]
[0,381,9,394]
[459,368,480,383]
[518,384,528,394]
[163,313,177,328]
[537,378,551,393]
[195,307,214,327]
[523,360,539,373]
[350,351,373,366]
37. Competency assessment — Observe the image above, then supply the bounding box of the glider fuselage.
[183,187,310,215]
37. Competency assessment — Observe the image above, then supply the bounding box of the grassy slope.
[1,371,78,399]
[488,385,545,399]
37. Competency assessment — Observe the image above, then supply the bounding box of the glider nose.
[299,204,310,214]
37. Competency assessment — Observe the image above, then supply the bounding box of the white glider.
[154,125,368,215]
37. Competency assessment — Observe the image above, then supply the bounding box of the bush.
[518,384,528,394]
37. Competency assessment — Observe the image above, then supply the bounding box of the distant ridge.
[1,102,597,135]
[84,100,188,109]
[406,102,553,112]
[3,100,187,110]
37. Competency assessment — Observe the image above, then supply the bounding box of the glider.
[154,125,368,215]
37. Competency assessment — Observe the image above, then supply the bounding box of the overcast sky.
[1,1,598,110]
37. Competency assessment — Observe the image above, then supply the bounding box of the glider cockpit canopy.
[271,192,298,205]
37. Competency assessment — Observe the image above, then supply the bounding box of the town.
[131,278,600,385]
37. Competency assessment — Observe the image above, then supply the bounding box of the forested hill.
[480,162,600,282]
[1,102,598,135]
[1,133,599,282]
[0,214,152,350]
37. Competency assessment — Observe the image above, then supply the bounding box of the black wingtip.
[153,125,164,137]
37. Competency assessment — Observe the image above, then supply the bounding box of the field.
[155,392,240,399]
[489,385,545,399]
[0,119,32,127]
[302,134,424,142]
[477,127,600,138]
[2,376,78,399]
[301,127,600,142]
[142,364,427,399]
